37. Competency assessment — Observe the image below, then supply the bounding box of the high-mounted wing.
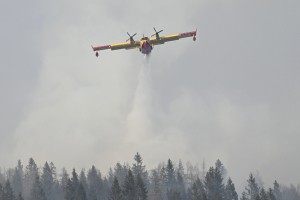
[149,30,197,46]
[92,32,140,57]
[92,41,140,56]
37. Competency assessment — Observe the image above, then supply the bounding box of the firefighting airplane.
[92,28,197,57]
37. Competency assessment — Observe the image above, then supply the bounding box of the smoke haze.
[1,0,300,193]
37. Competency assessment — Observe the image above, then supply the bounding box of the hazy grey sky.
[1,0,299,192]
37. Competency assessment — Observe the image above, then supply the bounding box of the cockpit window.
[141,37,149,40]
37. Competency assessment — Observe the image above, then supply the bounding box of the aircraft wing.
[149,30,197,45]
[92,41,140,52]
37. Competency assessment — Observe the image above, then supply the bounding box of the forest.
[0,153,299,200]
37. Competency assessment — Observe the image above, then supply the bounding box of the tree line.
[0,153,299,200]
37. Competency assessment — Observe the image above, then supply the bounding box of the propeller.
[126,32,137,42]
[151,27,163,39]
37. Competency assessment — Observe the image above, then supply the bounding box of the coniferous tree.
[260,188,268,200]
[79,169,88,195]
[0,170,5,186]
[281,184,300,200]
[109,176,122,200]
[167,188,182,200]
[3,180,15,200]
[12,160,23,197]
[64,169,84,200]
[160,165,167,189]
[0,183,4,200]
[42,162,55,200]
[87,165,103,200]
[159,165,168,199]
[166,159,176,190]
[186,162,201,186]
[102,177,110,200]
[273,180,282,200]
[268,188,276,200]
[123,169,136,200]
[48,162,62,200]
[136,173,147,200]
[108,168,114,187]
[16,192,24,200]
[215,159,227,183]
[61,168,69,196]
[49,163,57,181]
[225,178,238,200]
[74,183,87,200]
[177,160,185,178]
[243,173,260,200]
[176,160,186,199]
[148,169,162,200]
[71,169,79,192]
[30,175,46,200]
[114,163,129,187]
[64,179,74,200]
[205,166,225,200]
[24,158,39,200]
[133,153,148,186]
[4,155,300,200]
[191,177,207,200]
[240,192,247,200]
[187,188,193,200]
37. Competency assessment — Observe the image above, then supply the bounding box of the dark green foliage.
[42,162,55,200]
[215,159,227,182]
[64,179,74,200]
[268,188,276,200]
[0,183,3,199]
[24,158,39,199]
[148,169,163,200]
[109,176,122,200]
[2,156,300,200]
[12,160,23,197]
[205,166,225,200]
[114,163,129,187]
[281,184,300,200]
[243,173,260,200]
[87,165,104,200]
[3,181,15,200]
[260,188,268,200]
[166,159,176,189]
[64,170,88,200]
[16,192,24,200]
[225,178,238,200]
[30,175,46,200]
[79,170,88,195]
[74,183,87,200]
[191,178,207,200]
[123,169,136,200]
[167,188,182,200]
[136,173,148,200]
[71,169,79,192]
[63,169,81,200]
[240,192,247,200]
[273,180,282,200]
[61,168,69,193]
[176,160,186,199]
[160,166,167,187]
[133,152,148,188]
